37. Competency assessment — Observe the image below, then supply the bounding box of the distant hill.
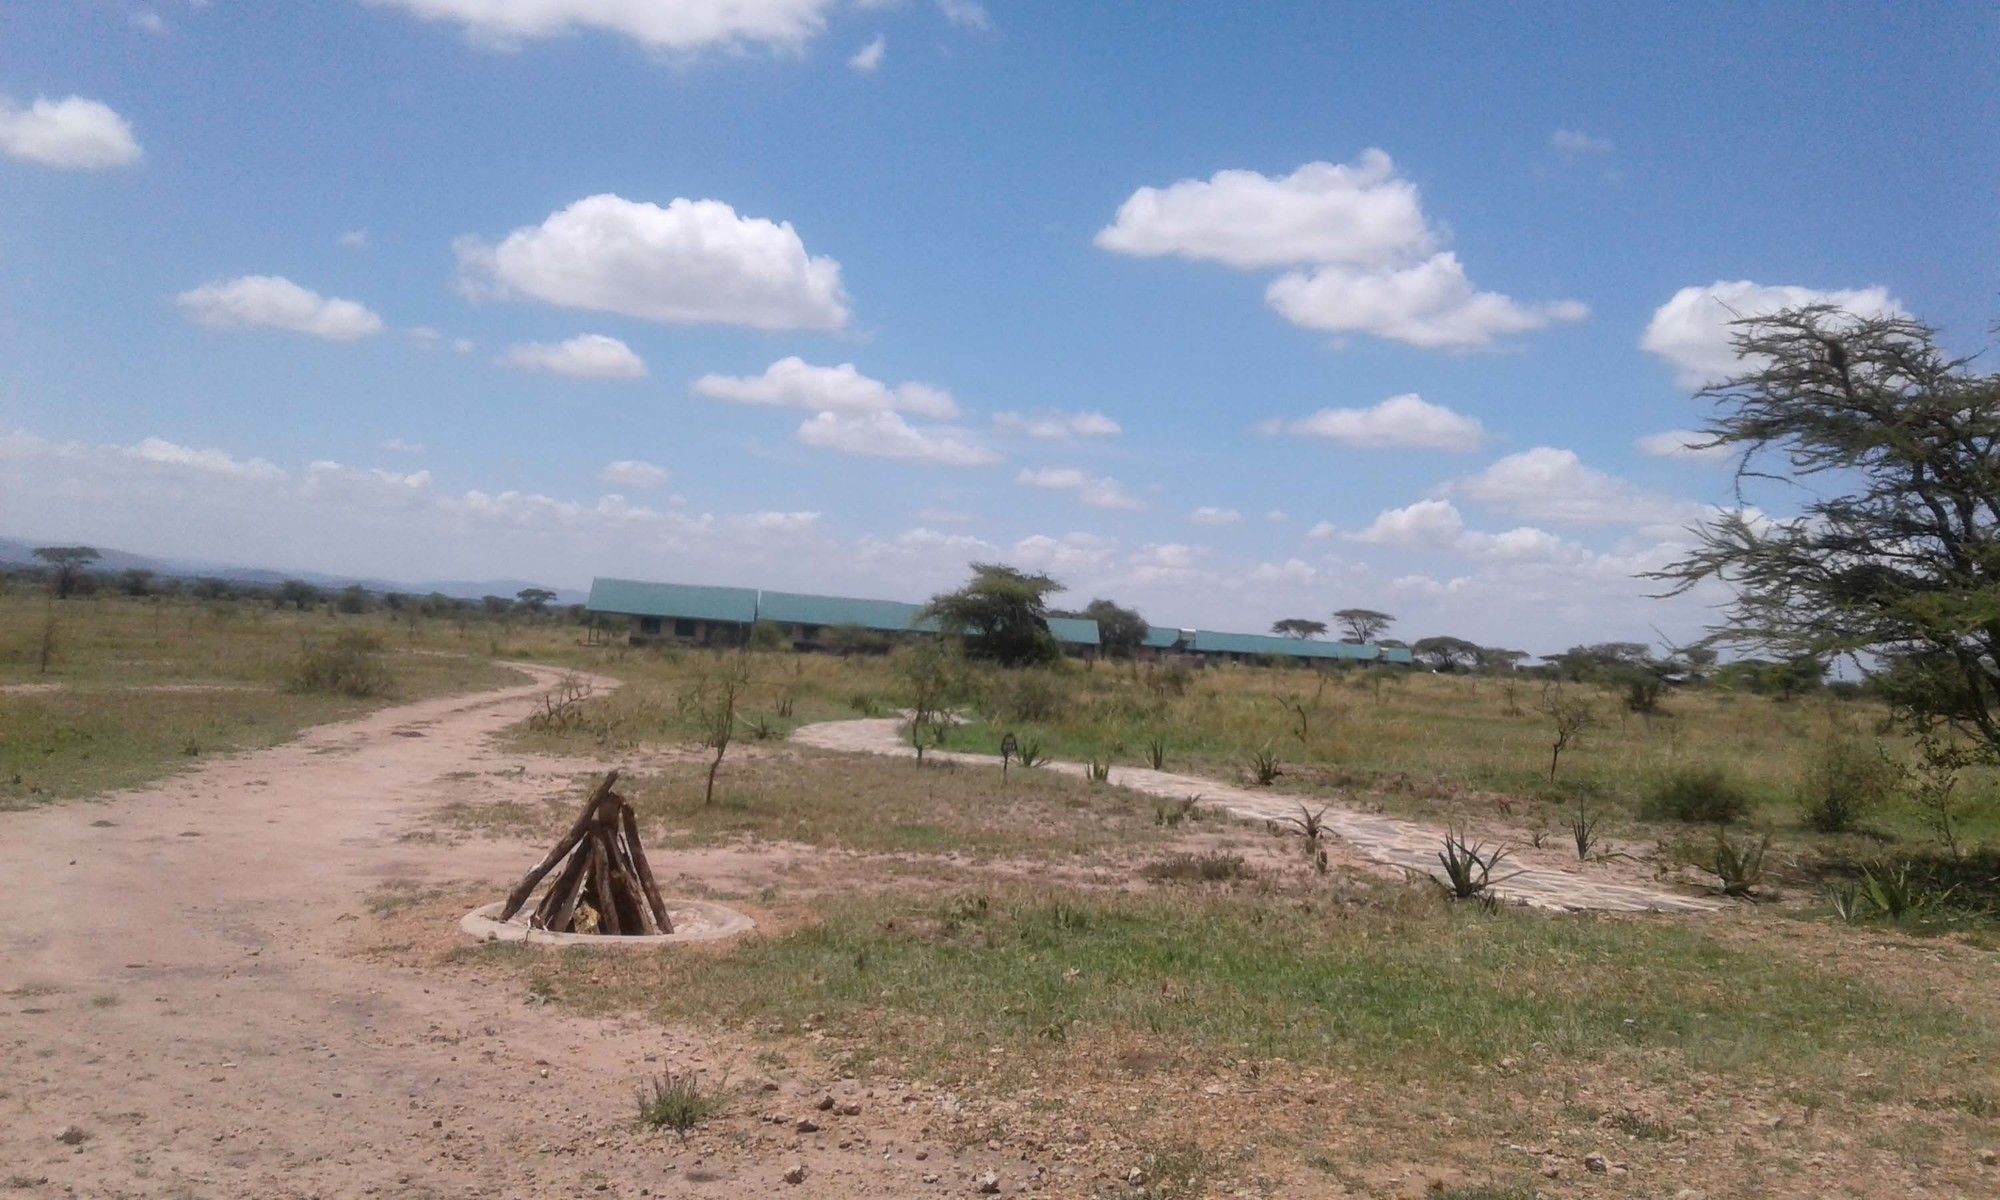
[0,536,585,605]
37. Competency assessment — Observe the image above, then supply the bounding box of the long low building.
[586,576,1404,665]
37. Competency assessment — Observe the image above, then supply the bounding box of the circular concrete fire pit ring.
[459,898,753,948]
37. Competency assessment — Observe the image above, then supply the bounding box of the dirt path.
[792,717,1723,914]
[0,667,943,1199]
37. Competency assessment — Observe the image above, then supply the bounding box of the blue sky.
[2,1,1994,653]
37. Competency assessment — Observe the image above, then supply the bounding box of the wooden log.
[499,770,620,920]
[602,818,654,935]
[619,802,673,934]
[534,840,592,931]
[602,820,650,934]
[587,829,621,936]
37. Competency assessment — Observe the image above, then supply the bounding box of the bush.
[1641,766,1750,824]
[980,669,1073,723]
[288,631,393,697]
[1795,738,1899,834]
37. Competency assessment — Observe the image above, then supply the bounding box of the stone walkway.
[791,717,1724,915]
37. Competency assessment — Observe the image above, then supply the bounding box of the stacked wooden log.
[498,770,672,935]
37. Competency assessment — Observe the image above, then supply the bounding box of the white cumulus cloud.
[600,460,669,489]
[1015,466,1143,511]
[695,357,955,418]
[1190,506,1243,527]
[1634,429,1731,462]
[501,333,647,379]
[1095,150,1431,270]
[175,275,384,342]
[1100,149,1585,351]
[457,193,849,331]
[365,0,835,53]
[0,96,142,170]
[1266,254,1587,351]
[848,35,886,71]
[124,438,284,481]
[1641,280,1904,389]
[1446,447,1697,528]
[1261,393,1484,452]
[797,411,996,466]
[1347,498,1466,547]
[992,410,1121,440]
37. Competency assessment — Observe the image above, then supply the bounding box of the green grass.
[440,747,1199,859]
[494,884,1997,1099]
[0,592,524,806]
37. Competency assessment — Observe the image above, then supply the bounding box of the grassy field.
[0,591,531,806]
[15,601,1997,1194]
[505,644,2000,870]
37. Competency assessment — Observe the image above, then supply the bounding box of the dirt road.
[793,716,1723,914]
[0,667,878,1199]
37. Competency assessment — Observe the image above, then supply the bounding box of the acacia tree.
[1333,608,1393,643]
[1412,635,1481,672]
[516,586,556,614]
[32,546,99,598]
[1655,306,2000,749]
[1271,618,1328,640]
[923,563,1062,666]
[1082,598,1148,659]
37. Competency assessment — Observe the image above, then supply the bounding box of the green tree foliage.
[274,579,320,610]
[923,563,1062,666]
[1333,608,1393,644]
[1082,598,1147,659]
[1657,306,2000,749]
[1271,618,1328,639]
[1411,635,1481,671]
[32,545,99,598]
[515,586,556,613]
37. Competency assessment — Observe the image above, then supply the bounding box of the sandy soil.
[0,666,1008,1199]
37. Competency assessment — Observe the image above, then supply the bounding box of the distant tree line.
[2,547,580,623]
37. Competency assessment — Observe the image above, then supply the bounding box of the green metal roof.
[1046,616,1101,647]
[586,577,758,623]
[757,590,932,634]
[1142,625,1189,649]
[1190,630,1393,662]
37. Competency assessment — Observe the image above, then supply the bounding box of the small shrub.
[1859,863,1952,924]
[1570,800,1602,860]
[1085,756,1111,784]
[1641,766,1749,824]
[984,670,1072,723]
[1709,833,1769,897]
[288,631,394,697]
[634,1071,723,1134]
[847,691,884,717]
[1248,744,1283,786]
[1139,853,1251,884]
[1434,828,1519,900]
[1144,735,1167,770]
[739,714,779,741]
[1795,738,1898,834]
[1017,739,1049,768]
[1153,795,1202,827]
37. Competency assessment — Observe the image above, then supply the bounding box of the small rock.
[838,1102,862,1117]
[922,1173,941,1185]
[795,1119,821,1134]
[1980,1150,1998,1167]
[1125,1167,1146,1185]
[974,1171,1001,1194]
[1584,1154,1609,1174]
[55,1125,88,1146]
[782,1164,808,1185]
[816,1094,836,1112]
